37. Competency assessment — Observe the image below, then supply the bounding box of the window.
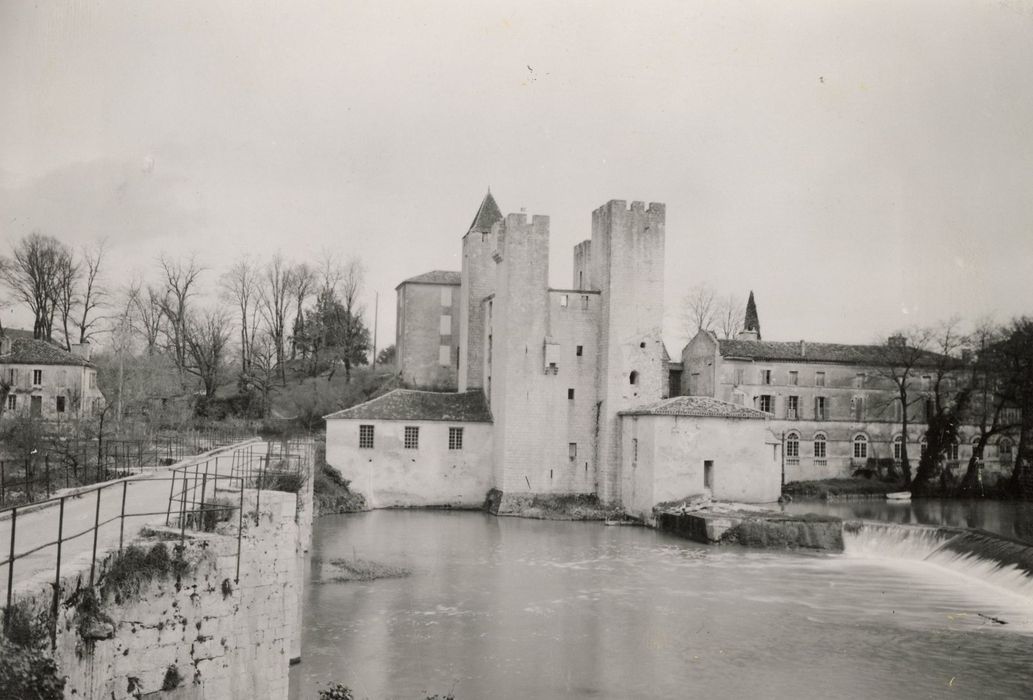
[761,369,772,385]
[359,425,374,449]
[851,396,865,421]
[567,388,575,400]
[785,432,800,463]
[632,438,638,462]
[893,435,903,461]
[404,426,419,450]
[815,371,826,387]
[439,315,452,335]
[6,368,14,384]
[56,396,65,414]
[576,345,583,357]
[946,441,959,461]
[788,371,798,386]
[560,294,568,308]
[581,295,589,310]
[629,371,639,386]
[758,395,773,413]
[448,427,464,450]
[921,375,932,391]
[568,443,577,461]
[6,395,15,411]
[1000,438,1014,465]
[854,373,866,389]
[704,460,714,490]
[787,396,799,420]
[813,433,827,461]
[441,286,452,305]
[734,368,745,385]
[814,396,826,421]
[439,345,451,366]
[32,369,42,386]
[853,434,869,460]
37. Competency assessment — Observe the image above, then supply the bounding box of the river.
[290,509,1033,700]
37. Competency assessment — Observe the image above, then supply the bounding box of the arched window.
[892,434,903,461]
[813,433,827,459]
[785,432,800,462]
[629,371,639,386]
[853,434,869,460]
[999,438,1014,465]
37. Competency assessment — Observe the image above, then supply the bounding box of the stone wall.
[12,487,307,700]
[397,282,461,390]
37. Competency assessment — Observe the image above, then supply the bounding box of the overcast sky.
[2,0,1032,353]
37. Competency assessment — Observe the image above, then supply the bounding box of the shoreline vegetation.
[783,476,1015,501]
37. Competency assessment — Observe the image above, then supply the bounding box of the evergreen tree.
[744,290,761,339]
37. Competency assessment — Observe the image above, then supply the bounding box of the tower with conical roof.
[458,190,504,390]
[743,290,761,340]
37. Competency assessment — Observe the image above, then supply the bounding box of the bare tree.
[110,282,140,429]
[290,263,317,361]
[74,239,107,344]
[184,307,233,399]
[997,317,1033,499]
[132,284,166,354]
[682,283,717,337]
[156,253,204,375]
[715,292,745,339]
[0,232,71,341]
[54,247,80,350]
[258,253,296,385]
[221,255,261,381]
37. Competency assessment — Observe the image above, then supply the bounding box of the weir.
[843,520,1033,599]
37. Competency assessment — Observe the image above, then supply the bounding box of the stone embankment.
[654,497,844,550]
[8,483,310,699]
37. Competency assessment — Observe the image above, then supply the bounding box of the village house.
[0,330,105,421]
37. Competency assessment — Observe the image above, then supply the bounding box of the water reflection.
[781,499,1033,543]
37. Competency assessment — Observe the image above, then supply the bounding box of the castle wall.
[459,229,498,391]
[592,201,666,505]
[396,282,460,389]
[572,240,593,291]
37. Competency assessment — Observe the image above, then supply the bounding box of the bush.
[318,683,355,700]
[0,640,65,700]
[2,599,51,648]
[100,542,191,602]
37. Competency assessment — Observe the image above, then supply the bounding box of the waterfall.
[843,520,1033,600]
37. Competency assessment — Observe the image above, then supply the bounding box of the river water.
[289,510,1033,700]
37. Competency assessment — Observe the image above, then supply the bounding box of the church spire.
[467,189,503,234]
[744,290,761,340]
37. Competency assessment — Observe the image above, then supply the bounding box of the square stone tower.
[458,191,504,391]
[591,201,666,504]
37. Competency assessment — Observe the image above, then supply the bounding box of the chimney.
[70,342,92,361]
[800,340,806,357]
[888,334,906,348]
[737,329,759,341]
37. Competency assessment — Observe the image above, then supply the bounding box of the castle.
[326,193,779,517]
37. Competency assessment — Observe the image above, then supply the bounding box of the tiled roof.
[620,396,769,419]
[397,270,461,287]
[324,389,493,423]
[718,339,945,367]
[468,191,503,234]
[0,336,93,367]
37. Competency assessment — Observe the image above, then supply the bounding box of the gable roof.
[717,338,945,368]
[620,396,769,419]
[324,389,493,423]
[397,270,461,287]
[0,336,94,367]
[468,191,503,234]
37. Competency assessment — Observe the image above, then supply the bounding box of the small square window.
[567,388,575,400]
[404,426,419,450]
[449,427,464,450]
[576,345,583,357]
[359,425,375,449]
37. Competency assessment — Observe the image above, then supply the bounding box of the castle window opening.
[568,388,575,400]
[629,371,639,386]
[359,425,375,449]
[576,345,583,357]
[639,342,646,349]
[581,295,589,310]
[704,460,714,490]
[569,443,577,461]
[404,426,420,450]
[449,427,464,450]
[560,294,568,308]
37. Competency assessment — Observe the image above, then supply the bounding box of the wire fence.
[0,425,257,508]
[0,436,315,651]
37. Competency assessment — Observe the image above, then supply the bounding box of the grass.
[783,478,905,499]
[313,452,366,515]
[99,542,191,603]
[326,557,411,582]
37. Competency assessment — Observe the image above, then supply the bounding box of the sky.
[1,0,1032,354]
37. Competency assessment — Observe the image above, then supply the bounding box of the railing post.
[179,473,189,545]
[5,508,16,634]
[165,470,177,527]
[235,471,244,583]
[51,497,65,650]
[1,460,5,505]
[44,453,51,499]
[119,481,128,552]
[89,487,102,587]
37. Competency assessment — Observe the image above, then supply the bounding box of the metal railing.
[0,436,313,651]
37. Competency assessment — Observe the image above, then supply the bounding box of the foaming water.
[843,521,1033,620]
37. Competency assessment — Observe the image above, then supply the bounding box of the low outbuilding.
[619,396,780,521]
[324,389,493,508]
